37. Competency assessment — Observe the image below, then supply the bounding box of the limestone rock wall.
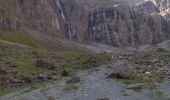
[59,0,170,47]
[0,0,60,36]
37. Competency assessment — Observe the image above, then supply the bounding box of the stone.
[35,60,48,68]
[97,97,109,100]
[107,61,136,79]
[66,76,81,84]
[0,67,17,74]
[150,59,160,63]
[9,78,24,84]
[156,48,167,52]
[163,64,170,79]
[126,83,144,90]
[0,76,8,85]
[36,73,53,81]
[145,72,151,75]
[22,77,32,83]
[0,69,7,74]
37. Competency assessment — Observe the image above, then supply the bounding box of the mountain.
[0,0,169,48]
[57,0,170,47]
[0,0,170,99]
[0,0,77,50]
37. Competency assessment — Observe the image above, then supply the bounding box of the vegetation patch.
[46,96,55,100]
[110,50,170,93]
[64,84,79,92]
[121,89,133,96]
[0,29,40,48]
[0,41,111,96]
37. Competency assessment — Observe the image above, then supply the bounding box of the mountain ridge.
[0,0,169,48]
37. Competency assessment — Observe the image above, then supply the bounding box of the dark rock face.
[0,0,60,35]
[58,0,170,47]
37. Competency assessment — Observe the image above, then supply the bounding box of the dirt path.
[1,64,170,100]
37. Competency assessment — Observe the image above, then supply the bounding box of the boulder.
[0,68,7,74]
[66,76,81,84]
[35,59,48,68]
[0,76,8,85]
[36,73,53,81]
[21,77,32,83]
[156,48,167,52]
[107,61,135,79]
[126,83,144,90]
[0,67,17,74]
[9,78,24,84]
[97,97,109,100]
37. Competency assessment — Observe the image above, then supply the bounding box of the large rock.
[107,61,136,79]
[35,73,53,81]
[66,76,81,84]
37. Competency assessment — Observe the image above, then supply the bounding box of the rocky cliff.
[0,0,169,48]
[0,0,60,36]
[58,0,170,47]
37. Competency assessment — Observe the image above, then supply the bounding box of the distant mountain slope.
[0,0,169,48]
[58,0,170,47]
[0,0,74,50]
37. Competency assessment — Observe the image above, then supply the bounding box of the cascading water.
[54,0,72,41]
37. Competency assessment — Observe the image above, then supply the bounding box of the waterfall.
[54,0,72,41]
[67,22,72,41]
[54,0,66,21]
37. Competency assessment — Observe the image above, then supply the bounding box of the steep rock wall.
[0,0,60,36]
[59,0,170,47]
[0,0,169,47]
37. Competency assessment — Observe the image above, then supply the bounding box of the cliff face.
[58,0,170,47]
[0,0,60,36]
[0,0,169,47]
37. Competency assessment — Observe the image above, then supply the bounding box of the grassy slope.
[0,39,111,96]
[0,29,40,48]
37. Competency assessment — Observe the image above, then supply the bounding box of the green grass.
[0,29,40,48]
[0,49,38,76]
[116,50,170,88]
[0,86,18,96]
[64,84,78,92]
[59,51,111,70]
[0,41,111,96]
[46,96,55,100]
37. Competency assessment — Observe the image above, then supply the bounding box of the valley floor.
[1,64,170,100]
[1,31,170,100]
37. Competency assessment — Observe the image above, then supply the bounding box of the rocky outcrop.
[58,0,170,47]
[107,61,136,79]
[0,0,60,36]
